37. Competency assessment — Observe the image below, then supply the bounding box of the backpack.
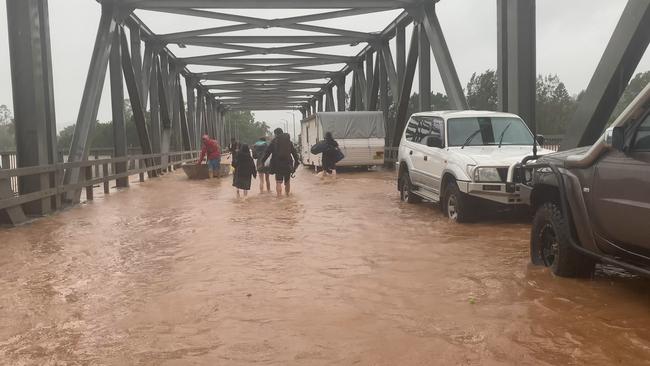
[275,133,292,160]
[333,147,345,163]
[252,141,267,159]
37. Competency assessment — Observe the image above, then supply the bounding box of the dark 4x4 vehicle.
[520,85,650,278]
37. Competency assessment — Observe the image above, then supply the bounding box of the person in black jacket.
[319,132,340,179]
[232,144,257,198]
[262,128,300,197]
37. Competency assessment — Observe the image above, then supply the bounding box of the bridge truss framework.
[1,0,649,225]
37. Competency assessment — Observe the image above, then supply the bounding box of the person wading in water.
[318,132,342,180]
[262,128,300,197]
[232,144,257,199]
[197,134,221,179]
[252,136,271,193]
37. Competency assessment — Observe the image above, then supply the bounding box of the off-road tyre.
[443,181,474,223]
[531,202,595,278]
[399,170,422,204]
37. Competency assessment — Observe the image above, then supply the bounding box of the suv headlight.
[474,167,501,182]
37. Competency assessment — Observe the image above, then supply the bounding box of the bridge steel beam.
[110,27,129,187]
[497,0,535,130]
[326,87,336,112]
[396,24,406,91]
[393,25,419,147]
[157,55,173,171]
[5,0,58,219]
[64,3,118,203]
[366,51,374,107]
[379,49,392,150]
[350,75,357,111]
[149,55,162,173]
[418,22,431,112]
[186,77,197,150]
[121,28,156,176]
[335,76,346,111]
[178,79,192,151]
[561,0,650,150]
[196,88,205,135]
[369,51,381,111]
[380,42,400,103]
[420,2,468,110]
[355,63,368,110]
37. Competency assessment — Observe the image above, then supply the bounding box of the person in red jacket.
[197,134,221,178]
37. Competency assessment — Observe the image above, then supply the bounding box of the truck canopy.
[316,112,386,139]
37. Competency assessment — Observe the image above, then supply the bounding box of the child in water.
[231,144,257,198]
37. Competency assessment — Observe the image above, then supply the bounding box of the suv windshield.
[447,117,534,147]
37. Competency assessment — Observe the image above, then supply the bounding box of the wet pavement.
[0,168,648,365]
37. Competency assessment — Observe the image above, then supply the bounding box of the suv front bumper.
[457,181,525,205]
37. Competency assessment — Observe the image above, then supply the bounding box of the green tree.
[536,75,577,134]
[610,71,650,121]
[0,105,16,150]
[225,111,271,145]
[466,70,498,110]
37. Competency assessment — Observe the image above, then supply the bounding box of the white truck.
[397,110,553,222]
[300,112,386,169]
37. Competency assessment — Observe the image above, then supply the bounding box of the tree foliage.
[610,71,650,121]
[0,105,16,150]
[463,70,578,134]
[226,111,271,145]
[536,75,577,134]
[466,70,498,111]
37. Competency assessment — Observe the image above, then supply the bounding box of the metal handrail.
[0,150,200,211]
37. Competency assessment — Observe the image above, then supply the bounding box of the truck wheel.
[443,182,473,223]
[400,171,421,204]
[531,202,595,278]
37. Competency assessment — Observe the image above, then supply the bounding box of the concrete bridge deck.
[0,169,648,365]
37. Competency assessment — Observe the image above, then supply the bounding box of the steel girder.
[63,3,118,203]
[418,22,431,112]
[6,0,58,218]
[561,0,650,149]
[418,2,468,110]
[497,0,535,131]
[127,1,415,9]
[116,2,422,113]
[121,28,156,175]
[393,24,420,147]
[110,27,129,187]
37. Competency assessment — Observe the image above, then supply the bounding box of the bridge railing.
[0,148,149,195]
[0,150,198,220]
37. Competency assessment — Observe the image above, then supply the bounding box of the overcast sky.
[0,0,648,134]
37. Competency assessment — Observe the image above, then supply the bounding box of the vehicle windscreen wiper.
[497,122,513,148]
[461,129,482,149]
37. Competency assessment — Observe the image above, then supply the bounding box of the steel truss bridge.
[1,0,649,225]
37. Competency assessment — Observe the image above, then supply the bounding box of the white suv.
[397,110,552,222]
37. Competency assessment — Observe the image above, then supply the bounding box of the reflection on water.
[0,168,648,365]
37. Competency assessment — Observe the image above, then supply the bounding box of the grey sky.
[0,0,648,133]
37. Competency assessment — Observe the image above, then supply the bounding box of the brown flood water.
[0,168,648,365]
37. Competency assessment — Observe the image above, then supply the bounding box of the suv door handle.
[409,150,413,155]
[424,156,428,161]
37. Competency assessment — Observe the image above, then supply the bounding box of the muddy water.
[0,168,648,365]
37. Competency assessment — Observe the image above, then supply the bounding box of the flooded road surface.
[0,168,648,365]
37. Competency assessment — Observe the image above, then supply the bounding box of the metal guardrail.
[0,148,145,195]
[0,150,198,212]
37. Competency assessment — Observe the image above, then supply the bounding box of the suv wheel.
[400,170,421,204]
[443,181,473,223]
[531,202,595,277]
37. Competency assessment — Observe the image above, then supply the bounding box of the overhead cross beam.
[561,0,650,149]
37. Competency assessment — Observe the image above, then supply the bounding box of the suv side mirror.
[426,135,444,148]
[535,134,545,146]
[604,126,625,151]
